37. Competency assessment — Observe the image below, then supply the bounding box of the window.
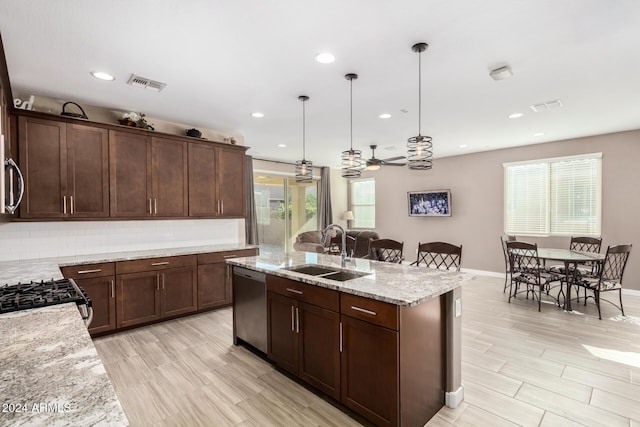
[350,178,375,229]
[504,153,601,236]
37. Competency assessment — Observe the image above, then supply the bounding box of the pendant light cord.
[350,78,353,150]
[418,50,422,136]
[302,99,306,160]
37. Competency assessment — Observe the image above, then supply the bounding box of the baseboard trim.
[460,268,504,278]
[445,385,464,408]
[623,288,640,297]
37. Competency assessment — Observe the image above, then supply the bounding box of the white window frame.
[348,177,375,229]
[503,153,602,237]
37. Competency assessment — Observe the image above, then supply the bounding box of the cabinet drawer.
[61,262,115,279]
[197,248,258,264]
[116,255,197,274]
[341,293,398,330]
[267,275,339,312]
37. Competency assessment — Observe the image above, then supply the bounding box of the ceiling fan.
[366,145,406,170]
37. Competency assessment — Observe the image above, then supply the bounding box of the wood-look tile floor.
[93,275,640,426]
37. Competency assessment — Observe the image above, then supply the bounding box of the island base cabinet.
[267,292,299,374]
[340,315,399,427]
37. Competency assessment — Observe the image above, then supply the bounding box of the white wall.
[0,219,244,261]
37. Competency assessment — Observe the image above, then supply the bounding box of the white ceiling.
[1,0,640,168]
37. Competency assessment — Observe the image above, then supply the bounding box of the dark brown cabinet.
[188,142,246,218]
[115,255,197,328]
[266,275,341,400]
[197,248,258,310]
[18,117,109,218]
[61,262,116,336]
[109,132,188,218]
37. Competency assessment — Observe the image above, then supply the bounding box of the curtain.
[318,166,333,229]
[245,155,259,244]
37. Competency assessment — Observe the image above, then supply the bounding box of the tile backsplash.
[0,219,244,261]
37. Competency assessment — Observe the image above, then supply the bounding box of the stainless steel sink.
[285,265,370,282]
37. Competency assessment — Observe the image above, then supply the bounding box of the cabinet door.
[197,262,230,310]
[74,275,116,335]
[116,271,161,328]
[267,291,298,375]
[18,116,67,217]
[216,147,245,217]
[109,130,151,217]
[341,315,399,427]
[67,124,109,217]
[151,137,188,217]
[161,265,197,317]
[299,302,340,400]
[188,142,217,216]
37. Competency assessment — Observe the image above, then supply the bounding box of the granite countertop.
[0,303,128,426]
[0,243,258,285]
[227,251,474,307]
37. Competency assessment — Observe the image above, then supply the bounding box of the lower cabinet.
[115,255,197,329]
[264,275,446,427]
[197,248,258,310]
[61,262,116,336]
[266,275,341,400]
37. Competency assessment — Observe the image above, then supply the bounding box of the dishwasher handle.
[233,267,266,282]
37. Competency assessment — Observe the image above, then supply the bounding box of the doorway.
[254,174,319,255]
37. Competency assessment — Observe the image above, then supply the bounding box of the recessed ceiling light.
[459,144,468,148]
[277,144,286,148]
[533,132,545,137]
[379,113,391,119]
[91,71,115,81]
[251,112,264,118]
[315,53,335,64]
[508,113,524,119]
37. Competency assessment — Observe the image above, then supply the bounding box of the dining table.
[537,248,605,311]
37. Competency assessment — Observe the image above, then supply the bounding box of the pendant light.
[407,42,433,170]
[341,73,363,178]
[295,95,313,182]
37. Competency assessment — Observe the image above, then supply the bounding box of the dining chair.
[328,233,357,257]
[506,241,561,311]
[411,241,462,271]
[573,244,632,319]
[501,235,517,292]
[368,238,404,263]
[548,236,602,301]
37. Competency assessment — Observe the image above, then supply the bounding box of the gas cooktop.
[0,278,92,314]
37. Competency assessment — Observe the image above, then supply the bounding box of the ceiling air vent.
[530,99,563,112]
[127,74,167,92]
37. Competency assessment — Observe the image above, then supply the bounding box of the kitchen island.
[227,251,472,427]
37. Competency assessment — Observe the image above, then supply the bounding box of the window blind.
[350,178,375,229]
[504,153,601,236]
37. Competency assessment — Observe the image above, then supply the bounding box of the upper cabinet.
[188,142,245,218]
[15,112,246,221]
[109,131,188,218]
[19,117,109,218]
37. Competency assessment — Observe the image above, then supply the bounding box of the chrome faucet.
[322,223,348,267]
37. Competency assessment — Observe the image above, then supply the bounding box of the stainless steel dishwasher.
[232,266,267,353]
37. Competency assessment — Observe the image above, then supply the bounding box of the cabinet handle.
[70,195,74,214]
[77,269,102,274]
[339,322,343,352]
[217,200,221,214]
[63,196,67,214]
[151,261,169,266]
[154,198,157,214]
[148,198,152,214]
[350,306,377,316]
[221,200,224,214]
[162,273,165,289]
[156,274,160,290]
[111,280,115,298]
[223,254,237,259]
[286,288,304,295]
[291,306,295,332]
[295,307,299,333]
